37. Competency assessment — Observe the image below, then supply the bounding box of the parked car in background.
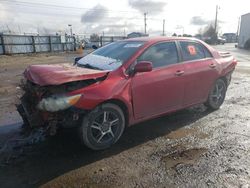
[18,37,237,150]
[203,36,226,45]
[82,38,99,49]
[217,36,226,44]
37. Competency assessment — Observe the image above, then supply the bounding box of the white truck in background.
[238,13,250,49]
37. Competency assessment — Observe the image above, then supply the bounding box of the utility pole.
[214,5,219,34]
[162,19,165,36]
[236,16,241,37]
[144,12,147,34]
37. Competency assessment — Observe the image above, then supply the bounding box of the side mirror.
[134,61,153,73]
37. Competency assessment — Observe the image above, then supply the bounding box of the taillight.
[232,58,237,66]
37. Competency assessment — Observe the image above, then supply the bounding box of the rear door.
[131,41,185,119]
[178,41,219,105]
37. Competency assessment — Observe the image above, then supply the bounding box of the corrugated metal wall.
[0,34,75,55]
[100,36,127,46]
[0,36,3,54]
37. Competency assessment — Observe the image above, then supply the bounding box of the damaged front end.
[17,79,98,135]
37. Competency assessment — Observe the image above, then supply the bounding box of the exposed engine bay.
[17,78,100,135]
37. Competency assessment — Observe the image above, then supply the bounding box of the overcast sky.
[0,0,249,36]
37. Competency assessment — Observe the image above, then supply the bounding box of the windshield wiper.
[77,63,103,70]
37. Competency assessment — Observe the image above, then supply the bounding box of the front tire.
[205,79,227,110]
[79,103,125,150]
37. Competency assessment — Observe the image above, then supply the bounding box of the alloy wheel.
[90,111,120,144]
[211,81,225,105]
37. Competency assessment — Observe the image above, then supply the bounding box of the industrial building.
[238,13,250,49]
[127,32,149,38]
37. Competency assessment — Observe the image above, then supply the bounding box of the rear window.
[203,46,213,58]
[180,41,212,61]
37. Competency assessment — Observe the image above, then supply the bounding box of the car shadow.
[0,105,213,187]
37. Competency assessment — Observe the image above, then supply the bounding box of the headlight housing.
[37,94,82,112]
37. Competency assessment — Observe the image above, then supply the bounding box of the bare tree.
[90,33,100,42]
[203,24,216,37]
[203,24,217,44]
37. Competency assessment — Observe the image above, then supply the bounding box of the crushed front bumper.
[17,80,87,134]
[17,99,86,135]
[17,100,44,128]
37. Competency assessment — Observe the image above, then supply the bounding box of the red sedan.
[18,37,237,150]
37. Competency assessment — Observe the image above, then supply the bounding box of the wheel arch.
[206,76,228,102]
[219,76,228,86]
[219,71,233,87]
[101,99,129,127]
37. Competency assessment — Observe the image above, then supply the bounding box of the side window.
[180,41,206,61]
[203,46,213,58]
[138,42,179,68]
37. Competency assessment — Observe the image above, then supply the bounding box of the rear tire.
[79,103,125,150]
[205,79,227,110]
[17,104,30,129]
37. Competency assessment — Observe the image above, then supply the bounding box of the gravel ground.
[0,44,249,188]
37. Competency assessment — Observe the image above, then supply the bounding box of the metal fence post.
[31,36,36,53]
[73,36,76,51]
[62,42,65,51]
[100,36,103,47]
[49,36,52,52]
[0,35,6,55]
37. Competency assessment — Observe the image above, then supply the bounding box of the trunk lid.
[219,51,232,58]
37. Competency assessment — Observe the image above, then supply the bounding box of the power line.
[0,7,146,22]
[0,8,144,26]
[1,0,164,20]
[0,6,161,23]
[0,1,164,21]
[0,0,166,35]
[0,0,139,13]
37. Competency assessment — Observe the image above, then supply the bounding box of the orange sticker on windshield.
[187,45,196,55]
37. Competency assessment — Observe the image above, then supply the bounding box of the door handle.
[209,63,216,68]
[175,70,185,76]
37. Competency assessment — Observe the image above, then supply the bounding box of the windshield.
[77,41,145,71]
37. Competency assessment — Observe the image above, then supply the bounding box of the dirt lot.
[0,44,250,188]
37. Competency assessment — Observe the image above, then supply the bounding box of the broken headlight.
[37,94,82,112]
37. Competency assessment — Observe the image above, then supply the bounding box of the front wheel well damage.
[101,99,129,127]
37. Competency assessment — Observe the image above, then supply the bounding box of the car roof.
[124,36,201,43]
[122,36,218,58]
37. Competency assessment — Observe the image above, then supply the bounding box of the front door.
[131,41,185,119]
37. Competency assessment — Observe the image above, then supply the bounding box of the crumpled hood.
[24,63,109,86]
